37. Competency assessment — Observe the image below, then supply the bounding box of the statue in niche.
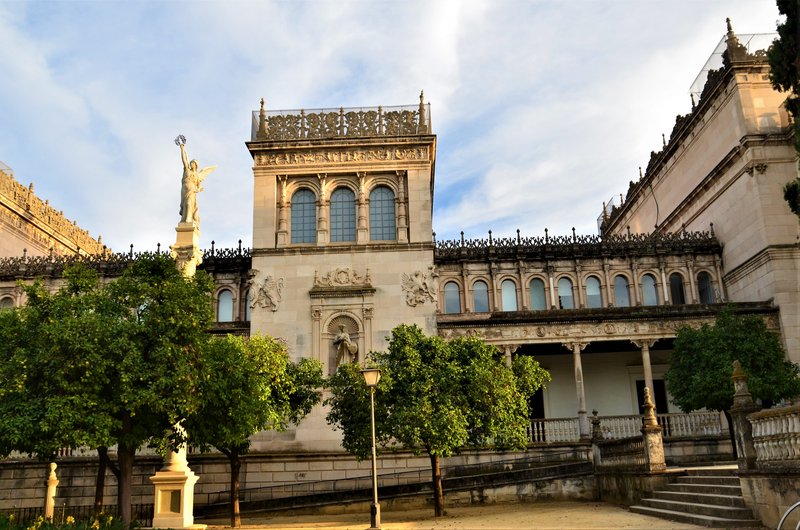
[176,135,216,226]
[333,325,358,365]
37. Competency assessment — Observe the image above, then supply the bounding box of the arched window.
[291,189,317,244]
[614,275,630,307]
[558,278,574,309]
[443,282,461,314]
[330,187,356,242]
[529,278,547,310]
[473,280,489,313]
[501,279,518,311]
[217,290,234,322]
[585,276,602,308]
[369,186,396,241]
[697,271,714,304]
[642,274,659,306]
[244,290,252,321]
[0,297,13,310]
[669,272,686,305]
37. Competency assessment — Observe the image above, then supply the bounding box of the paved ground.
[204,501,707,530]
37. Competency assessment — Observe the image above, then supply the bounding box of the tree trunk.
[94,447,108,514]
[429,453,445,517]
[117,413,134,527]
[229,452,242,528]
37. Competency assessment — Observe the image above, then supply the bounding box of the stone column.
[500,344,519,368]
[395,170,409,243]
[316,173,329,245]
[631,339,657,399]
[575,264,585,308]
[659,261,669,305]
[547,266,557,309]
[276,175,289,247]
[640,387,666,472]
[631,260,641,306]
[44,462,58,521]
[565,341,590,439]
[356,172,368,243]
[602,262,612,307]
[730,360,759,471]
[686,259,697,303]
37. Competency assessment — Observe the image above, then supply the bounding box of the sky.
[0,0,783,253]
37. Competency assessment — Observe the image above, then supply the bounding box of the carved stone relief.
[248,269,284,312]
[255,147,429,167]
[401,266,438,307]
[315,267,372,288]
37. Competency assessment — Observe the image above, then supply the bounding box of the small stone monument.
[150,136,211,530]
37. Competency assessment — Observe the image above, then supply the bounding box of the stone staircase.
[630,468,764,528]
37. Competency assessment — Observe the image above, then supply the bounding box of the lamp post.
[361,367,382,530]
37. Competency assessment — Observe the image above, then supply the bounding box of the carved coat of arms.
[248,270,284,312]
[401,266,438,307]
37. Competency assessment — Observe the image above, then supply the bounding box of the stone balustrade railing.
[528,417,581,443]
[594,436,646,470]
[748,404,800,468]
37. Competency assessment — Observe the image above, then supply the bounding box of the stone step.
[665,482,743,496]
[652,490,747,508]
[630,505,763,528]
[640,497,754,519]
[685,467,737,477]
[675,475,742,486]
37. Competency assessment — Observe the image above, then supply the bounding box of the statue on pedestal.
[334,325,358,365]
[176,135,216,227]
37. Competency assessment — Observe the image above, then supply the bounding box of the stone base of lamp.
[149,458,205,530]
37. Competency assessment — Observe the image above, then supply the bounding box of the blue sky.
[0,0,782,252]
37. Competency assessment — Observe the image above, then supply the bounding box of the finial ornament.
[642,386,658,426]
[418,89,427,133]
[726,17,733,34]
[257,98,268,139]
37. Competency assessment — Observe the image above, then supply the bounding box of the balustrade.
[749,404,800,467]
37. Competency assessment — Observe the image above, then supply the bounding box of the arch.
[443,281,461,314]
[585,276,602,308]
[291,188,317,244]
[369,186,396,241]
[669,272,686,305]
[0,297,13,310]
[557,277,574,309]
[217,289,234,322]
[501,279,518,311]
[472,280,490,313]
[529,277,547,311]
[642,273,659,306]
[330,187,356,242]
[697,271,714,304]
[614,275,631,307]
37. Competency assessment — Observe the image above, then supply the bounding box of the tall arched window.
[444,282,461,314]
[642,274,658,306]
[697,271,714,304]
[529,278,547,310]
[473,280,489,313]
[291,189,317,244]
[614,275,631,307]
[330,187,356,242]
[585,276,602,308]
[669,272,686,305]
[558,278,574,309]
[501,279,518,311]
[369,186,396,241]
[244,290,252,321]
[0,297,13,310]
[217,290,234,322]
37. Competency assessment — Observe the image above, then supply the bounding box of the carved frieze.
[314,267,372,288]
[254,147,429,167]
[401,266,438,307]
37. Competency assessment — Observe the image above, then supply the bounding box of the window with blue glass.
[614,275,631,307]
[501,279,518,311]
[669,272,686,304]
[473,280,490,312]
[642,273,659,306]
[290,189,317,244]
[217,289,233,322]
[558,278,574,309]
[585,276,602,308]
[697,271,714,304]
[330,187,356,242]
[369,186,396,241]
[529,278,547,310]
[444,282,461,314]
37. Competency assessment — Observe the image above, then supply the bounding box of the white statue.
[177,136,216,226]
[333,325,358,365]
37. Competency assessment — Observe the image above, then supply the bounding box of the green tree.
[186,334,323,527]
[325,324,550,517]
[665,310,800,413]
[0,255,214,526]
[767,0,800,216]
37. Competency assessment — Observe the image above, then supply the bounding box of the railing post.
[44,462,58,521]
[590,410,603,470]
[641,388,666,472]
[731,360,759,470]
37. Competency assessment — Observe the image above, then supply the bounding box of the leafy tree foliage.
[186,335,323,527]
[767,0,800,216]
[665,310,800,413]
[325,324,550,517]
[0,255,214,525]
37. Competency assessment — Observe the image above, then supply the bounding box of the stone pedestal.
[730,360,759,470]
[149,450,204,530]
[170,223,202,277]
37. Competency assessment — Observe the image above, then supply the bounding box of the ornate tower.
[245,95,437,450]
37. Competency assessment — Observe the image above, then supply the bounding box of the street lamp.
[361,368,382,530]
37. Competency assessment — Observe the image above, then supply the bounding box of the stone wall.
[739,471,800,529]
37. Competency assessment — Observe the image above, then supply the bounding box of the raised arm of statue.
[180,142,189,170]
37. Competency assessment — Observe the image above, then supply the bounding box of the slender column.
[686,259,697,303]
[632,339,657,399]
[575,264,584,308]
[659,261,669,304]
[276,175,289,247]
[547,266,556,309]
[489,263,498,311]
[357,172,368,243]
[500,344,519,368]
[713,256,726,302]
[395,170,408,243]
[631,260,641,306]
[565,341,590,438]
[602,262,612,307]
[317,173,329,245]
[461,263,470,312]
